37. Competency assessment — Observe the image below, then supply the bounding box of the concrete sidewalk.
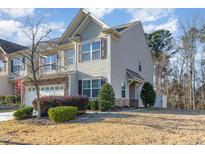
[0,112,14,121]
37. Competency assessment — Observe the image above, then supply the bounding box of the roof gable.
[59,9,109,44]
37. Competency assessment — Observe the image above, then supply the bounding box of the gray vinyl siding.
[80,20,103,41]
[110,22,153,101]
[68,20,109,95]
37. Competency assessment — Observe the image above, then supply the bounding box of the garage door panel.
[25,84,65,106]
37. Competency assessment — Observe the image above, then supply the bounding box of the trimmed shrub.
[98,83,115,111]
[5,96,15,104]
[15,96,21,103]
[87,101,91,110]
[0,95,20,104]
[48,106,78,122]
[0,96,5,102]
[140,82,156,108]
[13,106,33,120]
[99,100,114,111]
[90,99,99,111]
[32,96,89,116]
[1,101,7,105]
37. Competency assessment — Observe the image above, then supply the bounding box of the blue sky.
[0,8,205,45]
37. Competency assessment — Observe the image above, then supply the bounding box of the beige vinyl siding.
[77,59,109,79]
[0,55,14,96]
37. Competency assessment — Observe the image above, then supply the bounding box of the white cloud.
[0,20,23,39]
[15,22,65,45]
[143,18,178,34]
[0,8,35,18]
[0,18,65,45]
[143,24,155,33]
[47,22,65,32]
[85,8,114,18]
[155,18,178,33]
[127,8,174,22]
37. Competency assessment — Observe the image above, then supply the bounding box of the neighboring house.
[0,9,153,107]
[0,39,28,96]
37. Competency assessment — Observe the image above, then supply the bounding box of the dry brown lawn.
[1,109,205,145]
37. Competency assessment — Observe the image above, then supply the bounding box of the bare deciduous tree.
[12,15,65,118]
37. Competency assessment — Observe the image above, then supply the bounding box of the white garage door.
[25,84,65,106]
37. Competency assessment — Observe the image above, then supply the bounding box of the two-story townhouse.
[0,9,153,107]
[0,39,28,96]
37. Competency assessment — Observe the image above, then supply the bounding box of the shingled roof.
[126,68,144,83]
[0,39,28,54]
[112,21,140,33]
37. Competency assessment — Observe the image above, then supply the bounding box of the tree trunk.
[155,69,161,96]
[192,59,195,110]
[35,83,41,118]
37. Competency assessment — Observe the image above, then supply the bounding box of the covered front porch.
[127,69,145,107]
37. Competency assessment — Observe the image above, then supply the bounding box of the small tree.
[140,82,156,108]
[12,14,65,118]
[98,83,115,111]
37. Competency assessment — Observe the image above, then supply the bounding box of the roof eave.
[102,28,121,39]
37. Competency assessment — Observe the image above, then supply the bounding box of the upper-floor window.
[81,39,101,61]
[92,40,101,60]
[138,58,142,72]
[67,49,74,65]
[82,79,101,98]
[0,60,5,72]
[121,81,126,98]
[44,54,58,72]
[12,58,23,73]
[82,43,91,61]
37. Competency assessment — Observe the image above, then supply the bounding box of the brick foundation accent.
[115,98,138,108]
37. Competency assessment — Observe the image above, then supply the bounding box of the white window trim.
[0,60,4,72]
[13,57,23,74]
[81,39,101,62]
[44,54,58,72]
[82,78,101,98]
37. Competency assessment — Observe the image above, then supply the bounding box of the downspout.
[75,41,78,95]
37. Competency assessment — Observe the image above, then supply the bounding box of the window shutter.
[101,77,106,86]
[11,60,13,73]
[101,37,107,59]
[78,44,82,63]
[78,80,82,95]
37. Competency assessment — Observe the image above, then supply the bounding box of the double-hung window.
[81,39,101,61]
[82,79,101,98]
[92,40,101,60]
[13,58,23,73]
[82,80,91,97]
[44,54,58,72]
[82,43,91,61]
[91,79,101,97]
[121,82,126,98]
[0,60,4,72]
[67,49,74,65]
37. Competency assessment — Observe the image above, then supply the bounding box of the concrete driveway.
[0,111,14,122]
